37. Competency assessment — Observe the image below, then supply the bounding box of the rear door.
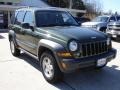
[12,11,26,48]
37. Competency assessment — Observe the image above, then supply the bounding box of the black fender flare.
[8,30,17,46]
[37,39,66,71]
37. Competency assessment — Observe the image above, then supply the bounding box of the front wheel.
[10,40,20,56]
[40,51,63,83]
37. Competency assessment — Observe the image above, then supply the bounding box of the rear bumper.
[57,49,116,73]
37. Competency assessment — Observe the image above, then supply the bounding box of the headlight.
[107,38,111,45]
[69,41,78,52]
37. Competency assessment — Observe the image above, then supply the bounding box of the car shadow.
[0,35,5,39]
[112,39,120,43]
[18,53,120,90]
[0,29,8,33]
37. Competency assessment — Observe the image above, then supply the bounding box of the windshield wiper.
[39,23,79,27]
[60,23,79,26]
[39,24,60,27]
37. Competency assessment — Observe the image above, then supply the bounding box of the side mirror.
[22,23,30,29]
[30,26,34,31]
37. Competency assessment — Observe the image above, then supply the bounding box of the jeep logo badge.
[91,37,96,39]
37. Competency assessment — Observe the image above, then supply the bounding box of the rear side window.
[14,11,26,25]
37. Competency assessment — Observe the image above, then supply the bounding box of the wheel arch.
[8,30,15,41]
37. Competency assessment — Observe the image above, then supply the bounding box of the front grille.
[114,25,120,27]
[80,41,108,58]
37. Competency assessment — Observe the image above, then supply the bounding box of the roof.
[0,5,86,13]
[16,7,64,12]
[16,7,86,13]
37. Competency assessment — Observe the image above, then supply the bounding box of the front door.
[21,11,36,54]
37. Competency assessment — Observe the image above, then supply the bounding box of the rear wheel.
[10,39,20,56]
[40,51,63,83]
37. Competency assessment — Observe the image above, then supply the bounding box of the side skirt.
[19,48,39,61]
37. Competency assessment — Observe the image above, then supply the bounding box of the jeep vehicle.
[107,18,120,41]
[82,15,120,32]
[9,7,116,83]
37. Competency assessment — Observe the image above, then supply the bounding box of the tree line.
[44,0,102,17]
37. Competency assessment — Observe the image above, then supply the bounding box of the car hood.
[108,21,120,26]
[82,22,103,26]
[39,26,107,43]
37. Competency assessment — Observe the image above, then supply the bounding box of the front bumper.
[57,49,116,73]
[108,33,120,39]
[107,30,120,39]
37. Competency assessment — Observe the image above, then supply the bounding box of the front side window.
[92,16,109,22]
[24,11,34,26]
[35,11,79,27]
[14,11,26,25]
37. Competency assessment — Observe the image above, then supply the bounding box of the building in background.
[0,0,22,29]
[0,0,86,29]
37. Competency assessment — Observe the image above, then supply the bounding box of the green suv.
[9,7,116,83]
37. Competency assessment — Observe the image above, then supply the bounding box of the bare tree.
[83,0,102,15]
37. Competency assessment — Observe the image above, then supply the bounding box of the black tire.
[40,51,63,83]
[10,39,20,56]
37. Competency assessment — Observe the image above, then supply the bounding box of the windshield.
[92,16,109,22]
[35,11,79,27]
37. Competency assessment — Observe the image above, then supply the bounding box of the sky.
[102,0,120,13]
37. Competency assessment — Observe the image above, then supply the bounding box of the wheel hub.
[42,57,54,79]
